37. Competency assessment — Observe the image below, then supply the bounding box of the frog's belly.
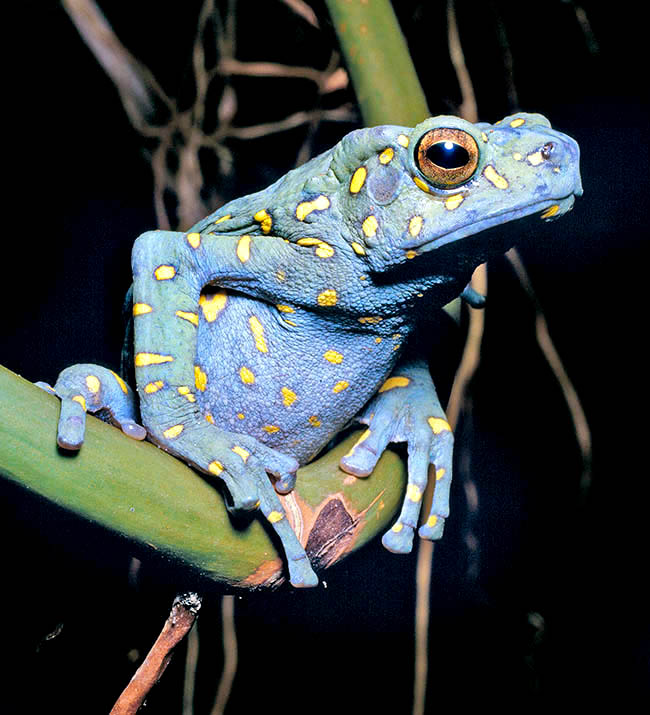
[194,290,393,464]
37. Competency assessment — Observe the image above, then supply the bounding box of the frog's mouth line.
[409,194,577,253]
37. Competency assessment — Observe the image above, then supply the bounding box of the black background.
[2,1,648,712]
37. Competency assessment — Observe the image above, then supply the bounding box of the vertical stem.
[210,595,238,715]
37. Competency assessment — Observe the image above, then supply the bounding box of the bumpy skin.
[43,113,582,587]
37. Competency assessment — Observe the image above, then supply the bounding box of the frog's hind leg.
[41,364,146,449]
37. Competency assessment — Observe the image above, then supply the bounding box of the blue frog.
[41,113,582,587]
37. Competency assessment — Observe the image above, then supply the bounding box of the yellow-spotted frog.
[40,113,582,587]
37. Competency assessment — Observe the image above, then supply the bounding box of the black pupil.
[427,141,469,169]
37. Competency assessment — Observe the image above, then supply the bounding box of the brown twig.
[110,593,202,715]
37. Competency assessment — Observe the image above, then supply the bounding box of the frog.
[38,113,582,588]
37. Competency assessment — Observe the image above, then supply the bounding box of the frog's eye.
[415,128,479,188]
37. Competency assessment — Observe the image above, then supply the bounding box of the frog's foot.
[150,422,317,588]
[215,440,317,587]
[40,365,146,450]
[339,373,454,554]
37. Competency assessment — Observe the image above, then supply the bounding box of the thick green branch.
[0,365,405,588]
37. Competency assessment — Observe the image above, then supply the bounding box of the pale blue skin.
[42,113,582,587]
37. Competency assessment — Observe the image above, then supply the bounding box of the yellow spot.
[135,353,174,367]
[254,209,272,233]
[263,425,280,433]
[154,265,176,280]
[213,214,231,225]
[391,522,404,533]
[324,349,343,364]
[237,413,245,420]
[315,241,335,258]
[375,337,382,343]
[351,241,366,255]
[308,415,321,427]
[144,380,164,394]
[445,194,465,211]
[237,235,252,263]
[163,424,184,439]
[428,417,452,434]
[358,316,382,324]
[281,387,297,406]
[379,147,394,164]
[248,316,268,353]
[276,269,286,282]
[239,366,255,384]
[426,515,439,528]
[436,468,446,481]
[527,150,544,166]
[513,152,523,161]
[333,380,349,393]
[406,250,418,260]
[407,484,422,502]
[85,375,101,394]
[208,460,224,476]
[481,131,489,143]
[510,117,526,128]
[362,215,378,238]
[194,365,208,392]
[408,215,423,237]
[296,195,330,221]
[483,165,509,189]
[317,289,338,307]
[379,376,410,393]
[413,176,430,193]
[276,304,294,313]
[232,445,250,462]
[110,371,129,394]
[349,166,367,194]
[205,413,215,424]
[397,134,409,147]
[175,310,199,326]
[71,394,86,411]
[199,290,227,322]
[268,510,284,523]
[177,386,196,403]
[133,303,152,316]
[540,204,560,219]
[297,237,334,258]
[186,232,201,248]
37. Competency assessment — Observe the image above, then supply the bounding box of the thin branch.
[62,0,173,129]
[506,248,592,494]
[110,593,202,715]
[210,595,238,715]
[182,620,200,715]
[414,5,482,713]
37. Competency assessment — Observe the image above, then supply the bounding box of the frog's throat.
[404,194,576,253]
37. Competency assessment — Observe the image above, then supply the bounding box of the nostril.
[541,142,555,160]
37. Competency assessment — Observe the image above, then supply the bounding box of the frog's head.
[324,113,582,275]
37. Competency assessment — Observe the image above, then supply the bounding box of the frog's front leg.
[340,358,453,554]
[131,229,317,587]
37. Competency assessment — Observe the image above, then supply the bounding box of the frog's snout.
[545,130,583,198]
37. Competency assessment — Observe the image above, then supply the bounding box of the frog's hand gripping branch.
[341,357,453,553]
